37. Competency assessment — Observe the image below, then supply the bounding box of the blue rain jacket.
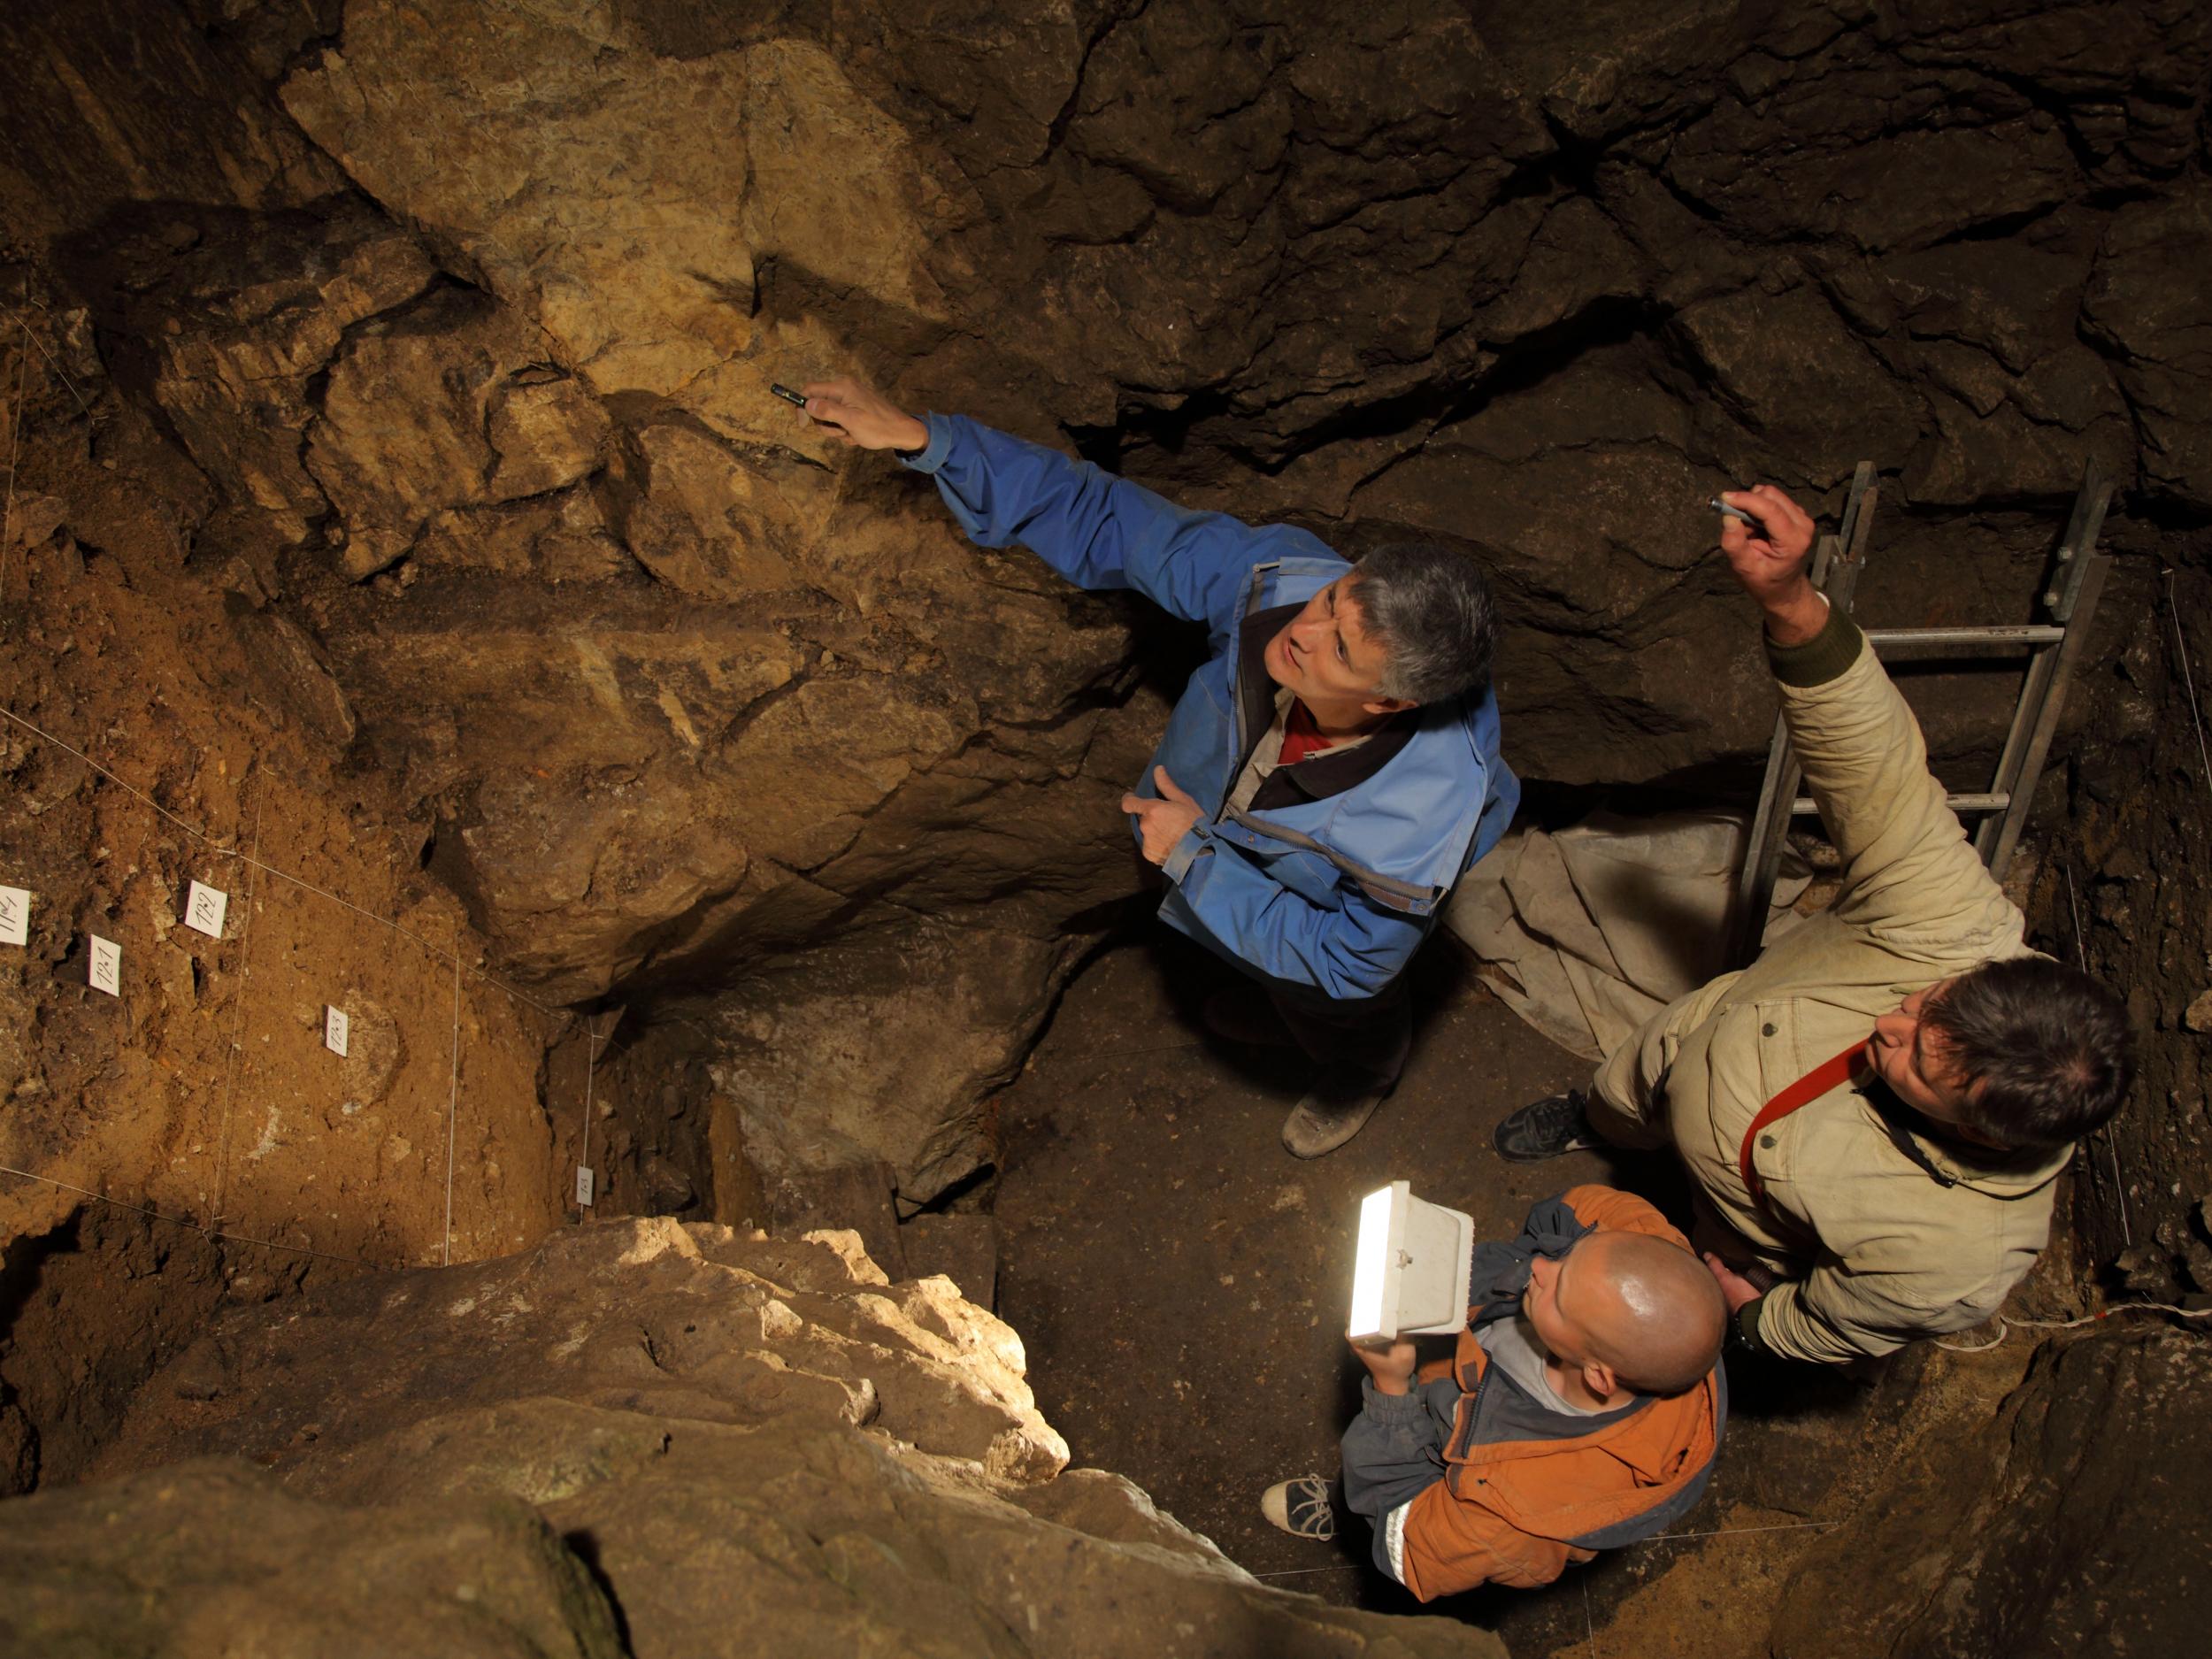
[903,414,1519,1001]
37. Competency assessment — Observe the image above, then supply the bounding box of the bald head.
[1572,1233,1727,1395]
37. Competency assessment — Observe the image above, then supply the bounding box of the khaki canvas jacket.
[1596,607,2068,1365]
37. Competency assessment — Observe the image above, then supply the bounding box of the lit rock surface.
[58,1219,1500,1659]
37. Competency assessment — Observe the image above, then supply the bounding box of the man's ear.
[1360,695,1417,718]
[1580,1358,1617,1401]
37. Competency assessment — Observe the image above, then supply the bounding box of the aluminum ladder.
[1724,458,2114,970]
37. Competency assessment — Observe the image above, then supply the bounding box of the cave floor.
[994,933,2002,1657]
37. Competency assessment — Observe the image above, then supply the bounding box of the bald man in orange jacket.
[1264,1186,1726,1596]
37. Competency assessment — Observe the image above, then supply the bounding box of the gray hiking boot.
[1281,1064,1391,1158]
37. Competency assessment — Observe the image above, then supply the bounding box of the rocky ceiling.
[3,0,2208,1215]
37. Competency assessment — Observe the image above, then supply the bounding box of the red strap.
[1739,1041,1868,1208]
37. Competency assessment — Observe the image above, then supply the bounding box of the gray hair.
[1350,543,1498,706]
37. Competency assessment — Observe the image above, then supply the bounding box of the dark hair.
[1348,542,1497,705]
[1922,957,2136,1151]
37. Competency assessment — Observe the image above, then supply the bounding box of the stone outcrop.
[46,1218,1500,1658]
[1770,1325,2212,1656]
[1,1461,626,1659]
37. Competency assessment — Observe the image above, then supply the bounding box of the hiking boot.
[1202,986,1295,1048]
[1260,1476,1337,1540]
[1281,1064,1391,1159]
[1492,1089,1598,1161]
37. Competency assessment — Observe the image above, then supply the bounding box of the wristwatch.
[1726,1295,1767,1359]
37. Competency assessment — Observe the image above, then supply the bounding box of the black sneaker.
[1260,1476,1337,1540]
[1492,1090,1598,1161]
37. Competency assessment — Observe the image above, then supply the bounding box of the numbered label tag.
[183,880,228,939]
[574,1166,596,1208]
[325,1005,350,1057]
[0,886,28,948]
[88,934,121,996]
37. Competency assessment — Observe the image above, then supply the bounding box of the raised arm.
[803,379,1280,631]
[1719,488,2013,944]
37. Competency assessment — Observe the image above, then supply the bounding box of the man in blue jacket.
[800,380,1519,1156]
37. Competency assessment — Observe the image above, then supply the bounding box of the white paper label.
[0,886,27,948]
[325,1005,349,1057]
[88,934,120,996]
[183,880,228,939]
[575,1166,596,1207]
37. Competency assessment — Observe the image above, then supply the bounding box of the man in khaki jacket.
[1493,486,2135,1367]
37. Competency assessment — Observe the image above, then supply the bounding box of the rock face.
[1770,1325,2212,1656]
[50,1218,1499,1658]
[0,1462,625,1659]
[7,1,2212,1230]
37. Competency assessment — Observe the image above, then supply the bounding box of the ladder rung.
[1792,792,2008,817]
[1865,626,2066,652]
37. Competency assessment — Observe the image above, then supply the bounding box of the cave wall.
[17,1216,1502,1659]
[4,0,2212,1245]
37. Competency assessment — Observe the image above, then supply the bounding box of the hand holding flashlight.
[793,378,928,452]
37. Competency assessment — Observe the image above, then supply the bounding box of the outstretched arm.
[802,378,1293,631]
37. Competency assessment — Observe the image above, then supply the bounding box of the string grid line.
[208,766,265,1227]
[1933,1301,2212,1354]
[0,299,97,420]
[0,700,563,1021]
[443,951,462,1266]
[2,296,27,603]
[2165,569,2212,809]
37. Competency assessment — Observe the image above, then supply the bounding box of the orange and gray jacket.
[1340,1185,1724,1599]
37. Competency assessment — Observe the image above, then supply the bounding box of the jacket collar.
[1863,1084,2071,1196]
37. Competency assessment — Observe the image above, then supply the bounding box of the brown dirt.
[0,315,572,1491]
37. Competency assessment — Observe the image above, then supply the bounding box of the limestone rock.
[0,1459,625,1659]
[100,1217,1070,1485]
[78,1220,1498,1658]
[119,200,439,550]
[305,286,610,580]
